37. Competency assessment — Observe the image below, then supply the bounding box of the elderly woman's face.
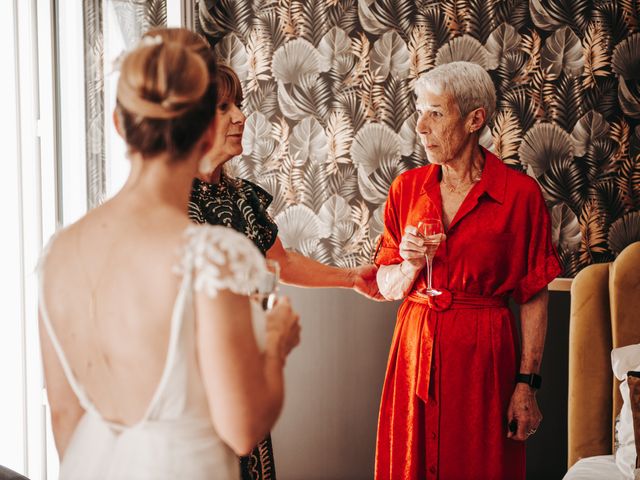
[210,95,246,162]
[415,88,472,165]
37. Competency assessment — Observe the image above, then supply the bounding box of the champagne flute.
[249,259,280,350]
[417,219,444,297]
[250,259,280,311]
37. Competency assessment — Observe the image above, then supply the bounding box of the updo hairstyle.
[116,28,217,158]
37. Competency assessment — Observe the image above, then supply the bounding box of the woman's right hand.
[399,225,427,269]
[265,297,300,365]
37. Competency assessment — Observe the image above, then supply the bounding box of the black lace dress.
[189,174,279,480]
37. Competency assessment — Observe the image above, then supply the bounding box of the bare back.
[41,198,192,426]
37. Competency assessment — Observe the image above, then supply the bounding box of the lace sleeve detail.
[176,225,267,298]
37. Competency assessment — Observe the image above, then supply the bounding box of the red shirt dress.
[374,149,562,480]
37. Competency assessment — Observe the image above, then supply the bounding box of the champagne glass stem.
[426,255,434,292]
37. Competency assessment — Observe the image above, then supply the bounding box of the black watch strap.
[516,373,542,389]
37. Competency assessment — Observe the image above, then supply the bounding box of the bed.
[563,242,640,479]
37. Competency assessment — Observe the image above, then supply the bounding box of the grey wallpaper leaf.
[398,113,417,157]
[351,123,401,175]
[357,0,391,36]
[302,161,330,211]
[612,33,640,79]
[608,211,640,255]
[318,27,352,68]
[540,26,584,78]
[332,221,357,245]
[369,204,385,237]
[295,0,330,47]
[246,80,278,118]
[272,39,328,85]
[257,10,287,50]
[571,110,610,158]
[435,34,493,68]
[485,22,523,70]
[245,28,272,92]
[381,76,411,132]
[242,112,272,157]
[202,0,252,40]
[319,194,352,233]
[370,31,410,79]
[276,81,309,121]
[357,158,404,204]
[144,0,167,29]
[290,117,328,164]
[618,78,640,119]
[328,0,358,34]
[214,34,249,80]
[519,123,574,177]
[551,203,581,251]
[288,75,331,121]
[197,0,640,273]
[275,204,328,249]
[325,111,354,173]
[528,0,564,31]
[592,179,626,226]
[539,157,587,215]
[466,0,499,44]
[329,164,359,202]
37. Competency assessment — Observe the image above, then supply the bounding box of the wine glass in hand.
[417,219,444,297]
[249,259,281,350]
[250,259,280,311]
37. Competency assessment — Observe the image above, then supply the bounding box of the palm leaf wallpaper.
[84,0,167,208]
[194,0,639,275]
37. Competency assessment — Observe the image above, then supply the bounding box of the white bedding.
[563,455,625,480]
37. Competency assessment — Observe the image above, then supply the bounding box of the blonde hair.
[116,27,218,158]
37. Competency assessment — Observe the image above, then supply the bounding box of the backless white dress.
[38,225,266,480]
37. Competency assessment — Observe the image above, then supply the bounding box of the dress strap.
[136,269,192,423]
[38,232,100,416]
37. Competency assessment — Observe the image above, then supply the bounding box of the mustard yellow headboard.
[567,242,640,468]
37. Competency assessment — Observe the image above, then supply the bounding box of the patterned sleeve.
[176,225,267,298]
[238,178,279,252]
[374,178,404,267]
[512,183,563,304]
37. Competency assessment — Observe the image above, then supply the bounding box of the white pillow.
[611,344,640,480]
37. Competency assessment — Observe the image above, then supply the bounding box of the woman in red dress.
[374,61,562,480]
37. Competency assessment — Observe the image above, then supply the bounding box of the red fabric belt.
[407,288,508,402]
[407,288,508,312]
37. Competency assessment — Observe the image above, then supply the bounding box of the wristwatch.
[516,373,542,389]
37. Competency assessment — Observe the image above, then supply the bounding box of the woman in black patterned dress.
[189,65,381,480]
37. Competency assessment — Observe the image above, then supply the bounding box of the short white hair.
[415,62,497,125]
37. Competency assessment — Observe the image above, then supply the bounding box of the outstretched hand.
[352,264,386,301]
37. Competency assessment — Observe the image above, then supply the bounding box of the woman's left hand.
[352,264,386,301]
[506,384,542,441]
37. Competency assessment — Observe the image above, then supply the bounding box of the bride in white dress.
[38,28,300,480]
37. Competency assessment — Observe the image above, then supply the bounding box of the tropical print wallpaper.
[84,0,167,207]
[197,0,640,276]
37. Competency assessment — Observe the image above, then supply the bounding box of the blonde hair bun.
[117,38,209,120]
[114,28,218,158]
